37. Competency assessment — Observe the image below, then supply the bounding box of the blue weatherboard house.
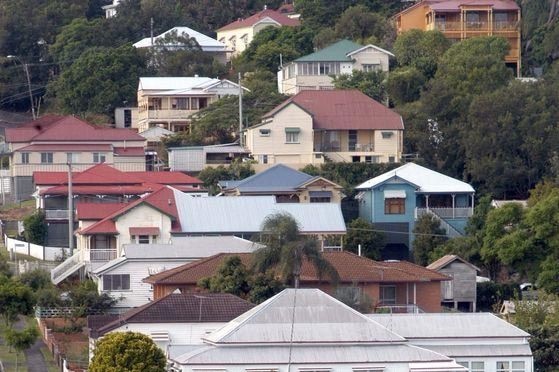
[355,163,475,259]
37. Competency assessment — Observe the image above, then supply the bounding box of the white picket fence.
[4,234,70,261]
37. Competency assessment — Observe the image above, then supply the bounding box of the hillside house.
[356,163,475,259]
[278,39,394,95]
[245,90,404,167]
[168,143,250,172]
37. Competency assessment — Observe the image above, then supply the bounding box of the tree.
[23,209,47,245]
[252,212,339,288]
[332,70,387,103]
[89,331,166,372]
[4,326,38,372]
[197,162,255,195]
[334,5,389,44]
[345,218,384,260]
[198,256,251,298]
[412,214,447,266]
[0,277,35,325]
[386,67,426,105]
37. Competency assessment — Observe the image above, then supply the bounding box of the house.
[144,251,450,313]
[427,254,480,311]
[355,162,475,259]
[113,107,138,130]
[368,313,533,372]
[218,163,344,203]
[394,0,521,76]
[168,143,250,172]
[33,163,204,247]
[90,236,262,309]
[136,77,247,133]
[245,90,404,167]
[167,288,467,372]
[133,27,230,64]
[102,0,120,18]
[5,115,146,201]
[216,6,300,57]
[87,293,255,360]
[139,126,174,170]
[278,39,394,95]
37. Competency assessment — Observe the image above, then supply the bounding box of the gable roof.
[355,162,475,193]
[138,77,245,95]
[172,192,346,234]
[295,39,363,62]
[204,288,405,344]
[134,26,228,51]
[5,115,144,143]
[262,90,403,131]
[144,251,449,285]
[217,8,300,31]
[427,254,481,272]
[89,293,255,338]
[76,202,128,220]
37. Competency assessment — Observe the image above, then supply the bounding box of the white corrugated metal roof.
[134,26,227,51]
[204,288,404,344]
[367,313,530,338]
[139,126,174,141]
[419,344,532,358]
[356,163,475,193]
[173,192,346,234]
[138,77,218,91]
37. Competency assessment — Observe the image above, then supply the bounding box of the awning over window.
[285,127,300,133]
[384,190,406,199]
[129,227,160,236]
[309,191,332,198]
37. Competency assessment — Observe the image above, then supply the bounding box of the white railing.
[416,209,464,238]
[45,209,70,220]
[375,304,424,314]
[145,109,197,120]
[415,207,472,219]
[51,251,82,284]
[88,249,118,262]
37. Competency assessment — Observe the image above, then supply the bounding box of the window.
[261,155,268,164]
[381,131,393,139]
[497,362,510,372]
[385,198,405,214]
[93,153,106,163]
[442,274,454,300]
[380,285,396,305]
[137,235,150,244]
[471,362,485,372]
[173,98,189,110]
[388,156,395,163]
[21,153,29,164]
[66,153,79,164]
[259,128,271,137]
[40,152,53,164]
[124,109,132,128]
[285,128,300,143]
[148,97,162,110]
[496,361,524,372]
[103,274,130,291]
[352,156,361,163]
[362,64,381,72]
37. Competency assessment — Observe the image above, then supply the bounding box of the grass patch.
[40,346,60,372]
[0,199,35,212]
[0,342,28,372]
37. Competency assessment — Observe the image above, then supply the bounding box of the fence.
[4,234,70,261]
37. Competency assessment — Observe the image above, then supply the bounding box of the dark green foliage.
[332,70,387,103]
[345,218,385,260]
[89,331,166,372]
[197,162,255,195]
[476,281,520,312]
[23,210,47,245]
[64,279,117,316]
[18,269,51,291]
[393,30,450,79]
[0,277,35,325]
[247,271,285,304]
[4,325,39,371]
[334,5,391,44]
[386,67,426,105]
[528,325,559,372]
[412,214,447,266]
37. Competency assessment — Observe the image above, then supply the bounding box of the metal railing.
[415,207,472,219]
[433,20,518,32]
[51,251,82,284]
[316,143,375,152]
[375,304,424,314]
[416,208,464,238]
[88,249,118,261]
[142,109,197,120]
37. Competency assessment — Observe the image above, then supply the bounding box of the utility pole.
[67,162,74,255]
[7,55,36,120]
[238,72,243,147]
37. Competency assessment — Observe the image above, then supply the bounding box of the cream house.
[245,89,404,168]
[278,39,394,95]
[216,7,300,57]
[136,77,247,133]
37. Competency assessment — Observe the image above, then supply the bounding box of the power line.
[347,226,451,238]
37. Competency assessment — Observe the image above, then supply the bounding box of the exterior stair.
[51,251,84,285]
[423,209,464,239]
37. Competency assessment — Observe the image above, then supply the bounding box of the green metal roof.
[294,39,363,62]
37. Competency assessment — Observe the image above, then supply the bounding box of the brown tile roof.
[217,8,299,31]
[144,251,449,285]
[427,254,480,272]
[262,90,403,131]
[88,293,255,337]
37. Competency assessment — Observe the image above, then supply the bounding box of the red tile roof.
[15,144,112,152]
[113,147,145,157]
[144,251,449,285]
[5,115,144,143]
[88,293,255,338]
[80,219,117,234]
[262,90,404,131]
[429,0,519,11]
[76,202,128,220]
[129,227,160,236]
[39,185,160,196]
[217,8,299,31]
[130,171,202,185]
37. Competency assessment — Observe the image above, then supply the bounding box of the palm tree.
[252,212,339,288]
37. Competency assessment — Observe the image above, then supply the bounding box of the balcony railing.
[415,207,473,219]
[88,249,118,262]
[433,21,518,32]
[45,210,70,220]
[375,304,424,314]
[316,143,374,152]
[140,109,198,120]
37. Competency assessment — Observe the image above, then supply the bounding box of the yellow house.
[245,90,404,168]
[394,0,521,76]
[216,7,300,57]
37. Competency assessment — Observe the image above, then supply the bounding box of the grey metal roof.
[419,344,532,358]
[173,192,346,234]
[367,313,530,338]
[219,164,313,193]
[204,288,404,344]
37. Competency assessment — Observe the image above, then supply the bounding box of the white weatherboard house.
[168,288,467,372]
[92,236,262,309]
[368,313,533,372]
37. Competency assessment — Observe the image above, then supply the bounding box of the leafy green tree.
[4,326,39,372]
[89,331,166,372]
[23,210,47,245]
[332,70,387,103]
[198,256,251,297]
[48,44,147,116]
[197,162,255,195]
[412,214,447,266]
[334,5,390,44]
[17,269,51,291]
[253,212,339,288]
[0,277,35,325]
[313,28,338,49]
[247,271,284,304]
[393,29,450,79]
[345,218,384,260]
[386,67,426,105]
[65,279,116,317]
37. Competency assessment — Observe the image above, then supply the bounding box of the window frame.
[93,152,106,163]
[285,128,300,144]
[379,285,396,305]
[40,152,53,164]
[384,198,405,214]
[21,152,30,164]
[102,274,131,291]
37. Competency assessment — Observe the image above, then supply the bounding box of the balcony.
[432,21,518,33]
[45,210,70,220]
[415,207,473,219]
[140,109,198,121]
[315,143,374,152]
[88,249,118,262]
